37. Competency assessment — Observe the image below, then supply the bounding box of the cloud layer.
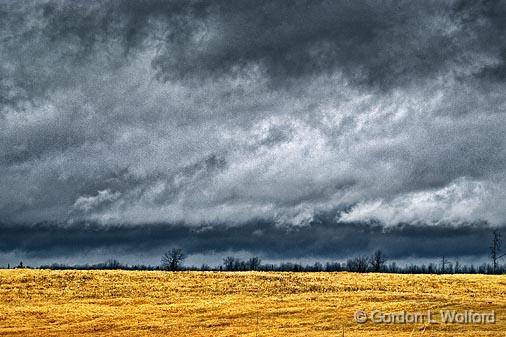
[340,178,506,226]
[1,0,506,241]
[0,221,493,265]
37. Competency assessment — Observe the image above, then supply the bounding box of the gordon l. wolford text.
[354,309,496,324]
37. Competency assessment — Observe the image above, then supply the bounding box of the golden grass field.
[0,270,504,336]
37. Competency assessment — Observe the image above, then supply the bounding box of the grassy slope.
[0,270,504,336]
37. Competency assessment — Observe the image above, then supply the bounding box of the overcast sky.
[1,0,506,266]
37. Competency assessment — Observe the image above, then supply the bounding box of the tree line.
[8,231,506,274]
[31,252,505,274]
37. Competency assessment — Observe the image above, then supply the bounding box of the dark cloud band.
[0,220,492,261]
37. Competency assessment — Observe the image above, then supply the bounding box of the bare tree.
[370,250,387,272]
[454,260,461,274]
[247,257,261,271]
[105,259,122,269]
[347,256,369,272]
[490,230,505,274]
[440,256,447,274]
[223,256,237,271]
[161,248,185,271]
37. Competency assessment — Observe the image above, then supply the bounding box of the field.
[0,270,504,336]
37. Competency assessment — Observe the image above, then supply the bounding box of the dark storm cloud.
[148,0,506,88]
[0,219,491,263]
[1,1,506,262]
[3,0,505,102]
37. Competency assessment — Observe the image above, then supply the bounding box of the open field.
[0,270,504,336]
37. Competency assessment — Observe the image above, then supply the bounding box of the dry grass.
[0,270,504,336]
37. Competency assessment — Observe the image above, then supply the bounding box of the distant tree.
[454,260,461,274]
[347,256,368,272]
[370,250,387,272]
[223,257,237,271]
[161,248,185,271]
[324,262,342,272]
[490,230,505,274]
[440,256,448,274]
[312,262,323,272]
[387,262,398,273]
[247,257,261,271]
[237,260,247,271]
[105,259,122,269]
[18,261,23,268]
[448,262,454,274]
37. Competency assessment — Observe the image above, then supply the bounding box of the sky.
[1,0,506,267]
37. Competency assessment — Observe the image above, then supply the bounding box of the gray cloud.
[0,220,493,265]
[1,1,506,261]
